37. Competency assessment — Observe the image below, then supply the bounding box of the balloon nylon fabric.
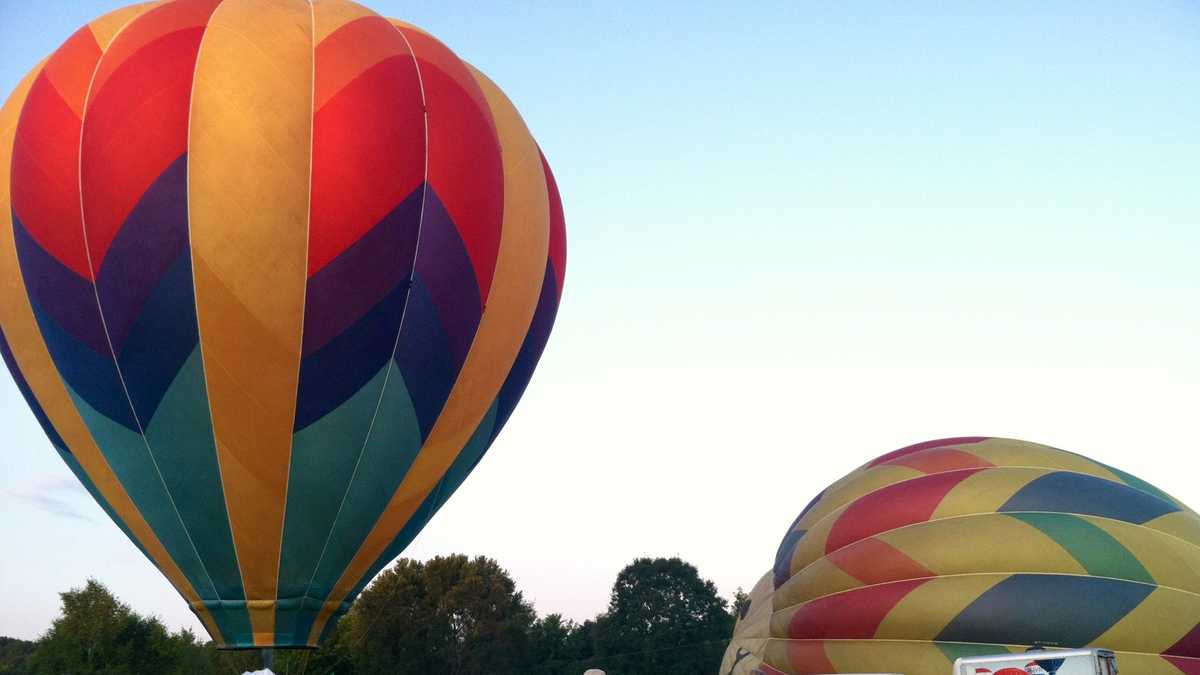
[722,438,1200,675]
[0,0,565,648]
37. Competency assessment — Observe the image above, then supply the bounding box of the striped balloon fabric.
[0,0,564,648]
[725,437,1200,675]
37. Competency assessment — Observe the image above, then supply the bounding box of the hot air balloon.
[0,0,565,649]
[722,438,1200,675]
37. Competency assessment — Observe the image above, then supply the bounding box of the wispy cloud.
[9,477,95,523]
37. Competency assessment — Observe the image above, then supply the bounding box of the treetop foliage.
[7,555,739,675]
[593,557,734,675]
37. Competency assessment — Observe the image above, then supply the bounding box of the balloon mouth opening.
[191,598,351,649]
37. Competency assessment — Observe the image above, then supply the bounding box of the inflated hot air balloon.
[0,0,564,648]
[723,438,1200,675]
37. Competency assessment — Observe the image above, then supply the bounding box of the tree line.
[1,555,738,675]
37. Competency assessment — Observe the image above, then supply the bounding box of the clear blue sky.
[1,0,1198,641]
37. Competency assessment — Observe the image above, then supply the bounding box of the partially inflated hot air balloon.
[722,438,1200,675]
[0,0,565,648]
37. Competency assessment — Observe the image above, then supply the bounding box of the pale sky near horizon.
[1,0,1198,642]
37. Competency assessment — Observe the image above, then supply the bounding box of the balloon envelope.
[0,0,564,648]
[724,438,1200,675]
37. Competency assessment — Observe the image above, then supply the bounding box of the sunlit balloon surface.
[722,437,1200,675]
[0,0,565,648]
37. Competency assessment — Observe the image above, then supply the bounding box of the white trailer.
[953,649,1117,675]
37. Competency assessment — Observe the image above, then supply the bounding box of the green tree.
[28,579,217,675]
[0,637,35,675]
[559,619,603,674]
[336,555,536,675]
[32,579,126,673]
[593,557,733,675]
[528,613,576,673]
[732,587,751,620]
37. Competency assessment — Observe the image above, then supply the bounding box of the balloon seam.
[1,51,219,635]
[317,64,551,630]
[295,10,432,642]
[74,0,224,605]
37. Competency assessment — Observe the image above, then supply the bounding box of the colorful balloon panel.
[723,438,1200,675]
[0,0,564,648]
